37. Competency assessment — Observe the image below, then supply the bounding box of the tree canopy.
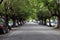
[0,0,60,28]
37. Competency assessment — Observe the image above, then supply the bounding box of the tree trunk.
[5,15,9,27]
[41,19,44,25]
[44,18,46,25]
[5,15,11,30]
[12,18,16,27]
[49,18,51,27]
[57,17,60,28]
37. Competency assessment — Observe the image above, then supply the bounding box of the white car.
[46,22,57,26]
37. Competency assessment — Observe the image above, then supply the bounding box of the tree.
[0,0,3,4]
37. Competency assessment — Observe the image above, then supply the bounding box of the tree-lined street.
[0,0,60,40]
[0,22,60,40]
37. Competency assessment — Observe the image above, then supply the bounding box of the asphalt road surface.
[0,22,60,40]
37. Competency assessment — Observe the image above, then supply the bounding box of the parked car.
[46,22,57,26]
[0,23,9,34]
[0,18,9,34]
[8,23,13,27]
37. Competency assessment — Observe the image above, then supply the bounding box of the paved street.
[0,22,60,40]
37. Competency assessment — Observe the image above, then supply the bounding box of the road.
[0,22,60,40]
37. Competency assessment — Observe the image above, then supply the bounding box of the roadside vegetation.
[0,0,60,34]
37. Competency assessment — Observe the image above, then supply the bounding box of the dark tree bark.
[9,15,16,27]
[48,18,51,27]
[4,15,11,30]
[5,14,9,27]
[44,18,46,25]
[12,18,16,27]
[57,16,60,28]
